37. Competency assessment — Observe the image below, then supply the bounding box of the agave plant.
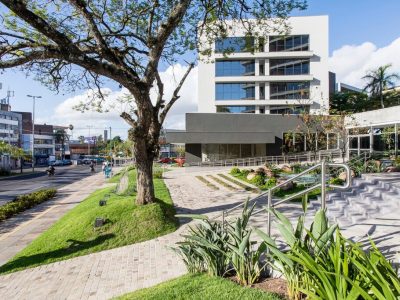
[225,200,267,286]
[256,204,400,300]
[172,214,230,276]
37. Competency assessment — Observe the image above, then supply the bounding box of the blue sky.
[1,0,400,137]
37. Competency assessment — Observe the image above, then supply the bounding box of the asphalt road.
[0,165,102,206]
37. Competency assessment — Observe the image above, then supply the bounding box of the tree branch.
[159,62,194,124]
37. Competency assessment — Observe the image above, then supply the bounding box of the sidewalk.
[0,167,251,300]
[0,171,111,266]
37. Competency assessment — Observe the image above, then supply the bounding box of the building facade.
[0,99,22,147]
[167,16,339,163]
[198,16,329,115]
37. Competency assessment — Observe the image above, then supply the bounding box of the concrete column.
[265,105,270,114]
[369,126,373,153]
[395,123,398,157]
[255,82,260,101]
[255,59,260,76]
[326,133,329,150]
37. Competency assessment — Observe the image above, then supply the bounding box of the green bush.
[264,177,277,189]
[0,189,57,222]
[251,174,265,186]
[290,163,303,174]
[174,201,266,286]
[153,170,163,179]
[240,169,250,177]
[173,215,230,276]
[230,167,241,175]
[0,168,11,176]
[329,177,344,185]
[257,205,400,299]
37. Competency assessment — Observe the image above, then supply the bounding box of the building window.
[259,84,265,100]
[269,35,309,52]
[216,106,256,113]
[270,59,310,75]
[216,83,255,100]
[259,60,265,75]
[270,106,309,115]
[270,82,310,100]
[215,36,254,53]
[215,60,255,76]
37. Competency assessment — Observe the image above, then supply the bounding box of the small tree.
[54,129,70,160]
[0,0,307,204]
[363,64,400,109]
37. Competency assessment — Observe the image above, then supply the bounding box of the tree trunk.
[133,135,156,205]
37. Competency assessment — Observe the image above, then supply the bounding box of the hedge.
[0,189,57,222]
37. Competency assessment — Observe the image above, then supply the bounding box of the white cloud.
[51,63,198,138]
[329,38,400,88]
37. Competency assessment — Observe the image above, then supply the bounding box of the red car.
[158,157,171,164]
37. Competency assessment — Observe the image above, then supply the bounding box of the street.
[0,165,101,206]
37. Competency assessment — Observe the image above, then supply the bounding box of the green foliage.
[0,168,11,176]
[230,167,241,175]
[226,201,267,286]
[0,171,177,274]
[329,177,344,185]
[153,170,163,179]
[0,189,57,222]
[264,177,277,189]
[117,273,282,300]
[290,163,303,174]
[257,207,400,300]
[175,201,267,285]
[251,174,265,186]
[173,216,230,276]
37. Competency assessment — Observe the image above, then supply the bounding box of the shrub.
[290,163,303,174]
[240,169,250,177]
[153,170,163,179]
[264,177,277,189]
[329,177,344,185]
[226,200,267,285]
[257,205,400,299]
[0,189,57,222]
[0,168,11,176]
[251,174,265,186]
[173,215,230,276]
[230,167,241,175]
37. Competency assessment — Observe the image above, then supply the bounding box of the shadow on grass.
[0,233,115,274]
[154,198,179,228]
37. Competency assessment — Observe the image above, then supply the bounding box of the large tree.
[0,0,306,204]
[363,64,400,109]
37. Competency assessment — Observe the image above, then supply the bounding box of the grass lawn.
[0,169,178,274]
[117,274,282,300]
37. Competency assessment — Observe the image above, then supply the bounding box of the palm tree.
[54,129,69,160]
[363,64,400,108]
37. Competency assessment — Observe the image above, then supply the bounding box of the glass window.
[270,106,309,115]
[215,36,254,53]
[216,106,256,113]
[215,60,255,77]
[269,35,309,52]
[270,59,310,76]
[270,82,310,100]
[216,83,255,100]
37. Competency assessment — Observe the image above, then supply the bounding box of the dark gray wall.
[266,137,283,156]
[167,113,302,144]
[185,144,202,162]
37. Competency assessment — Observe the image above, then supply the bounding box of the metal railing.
[190,149,343,168]
[217,160,351,237]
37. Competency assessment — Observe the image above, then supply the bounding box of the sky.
[1,0,400,138]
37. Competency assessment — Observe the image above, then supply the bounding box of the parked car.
[158,157,171,164]
[62,159,72,165]
[49,160,63,166]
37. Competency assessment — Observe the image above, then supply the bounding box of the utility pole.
[87,125,93,155]
[27,95,42,172]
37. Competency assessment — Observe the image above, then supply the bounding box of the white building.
[198,16,330,115]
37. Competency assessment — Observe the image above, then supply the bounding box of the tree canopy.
[0,0,307,204]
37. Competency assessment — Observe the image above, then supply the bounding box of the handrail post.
[321,159,326,210]
[267,189,272,236]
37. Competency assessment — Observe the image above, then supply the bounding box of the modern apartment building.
[167,16,337,163]
[0,99,22,147]
[198,16,329,115]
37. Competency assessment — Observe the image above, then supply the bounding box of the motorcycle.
[46,167,55,177]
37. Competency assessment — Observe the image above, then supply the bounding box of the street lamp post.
[27,95,42,172]
[87,125,93,155]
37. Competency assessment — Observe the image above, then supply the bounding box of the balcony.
[213,51,314,60]
[215,74,313,83]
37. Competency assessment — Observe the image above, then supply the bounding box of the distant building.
[0,99,22,147]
